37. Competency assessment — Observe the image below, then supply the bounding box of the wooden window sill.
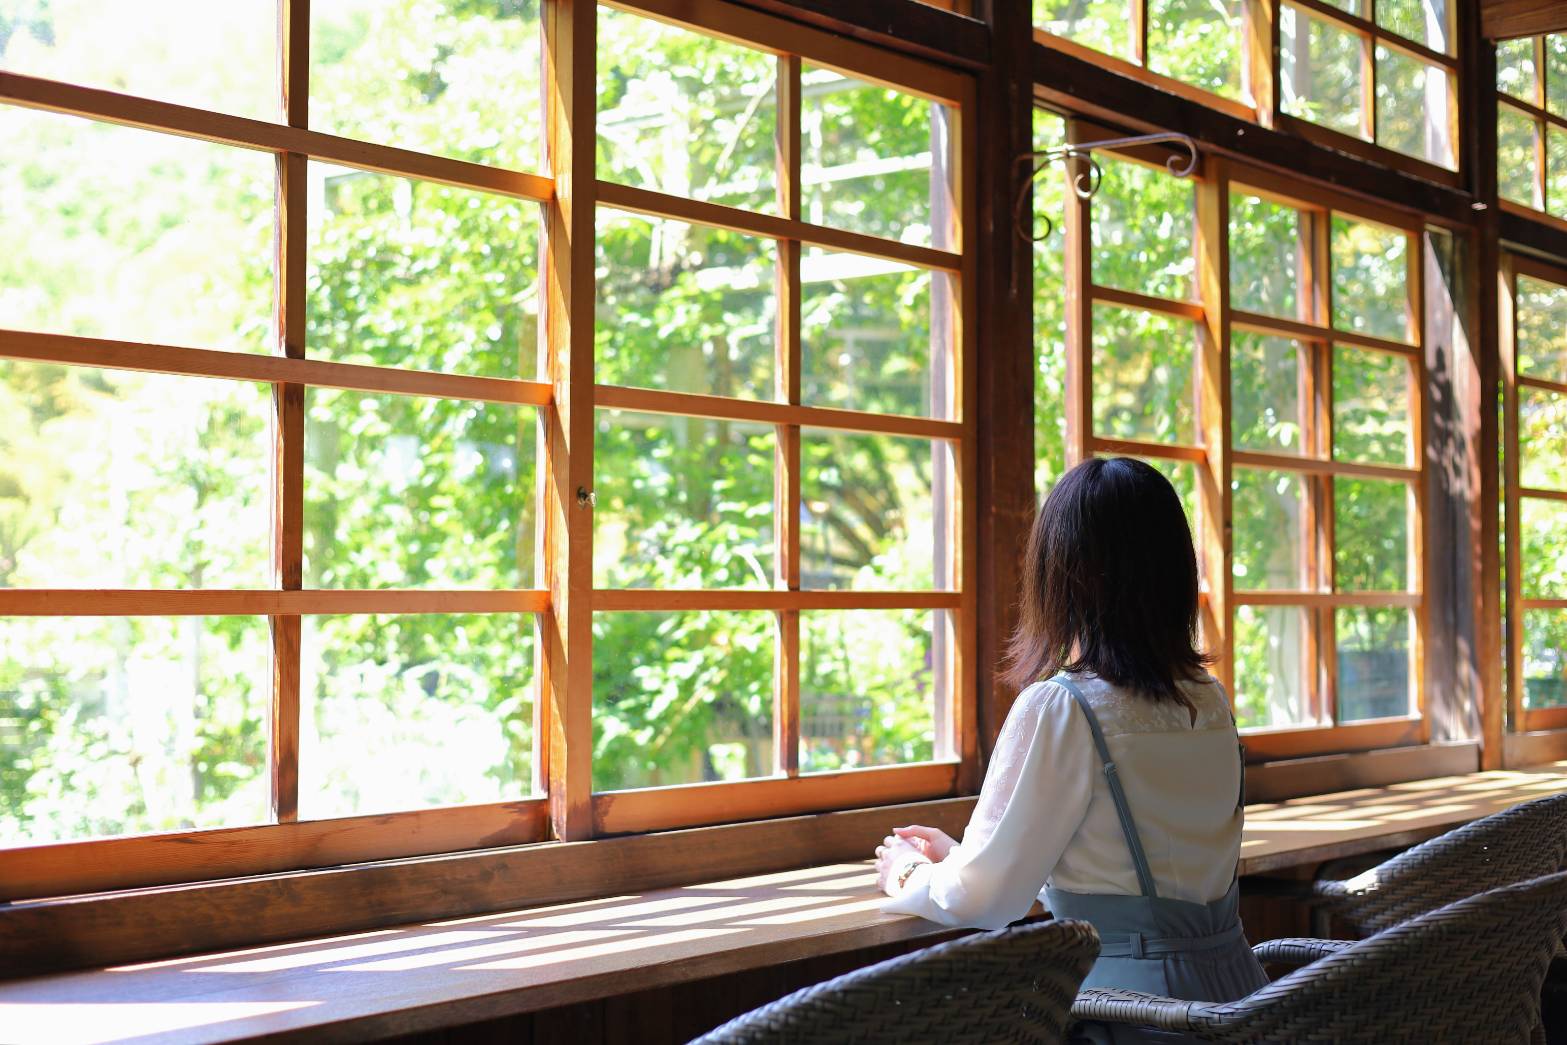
[5,762,1566,1043]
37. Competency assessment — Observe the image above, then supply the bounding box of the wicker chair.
[1070,870,1567,1044]
[1309,791,1567,937]
[690,918,1101,1045]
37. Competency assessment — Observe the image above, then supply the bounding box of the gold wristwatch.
[895,860,926,891]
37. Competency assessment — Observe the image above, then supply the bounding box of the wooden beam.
[775,52,803,780]
[970,0,1034,761]
[592,590,961,612]
[725,0,990,71]
[1483,0,1567,41]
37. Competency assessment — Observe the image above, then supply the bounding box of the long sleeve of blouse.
[882,681,1095,929]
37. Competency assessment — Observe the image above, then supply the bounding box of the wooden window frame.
[1273,0,1461,182]
[1032,0,1462,185]
[1495,35,1567,234]
[0,0,978,901]
[1501,251,1567,735]
[1050,113,1429,762]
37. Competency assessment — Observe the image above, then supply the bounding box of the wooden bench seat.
[4,762,1565,1044]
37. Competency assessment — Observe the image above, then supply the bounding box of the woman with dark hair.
[873,458,1266,1042]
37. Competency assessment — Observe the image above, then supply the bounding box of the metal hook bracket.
[1014,132,1200,243]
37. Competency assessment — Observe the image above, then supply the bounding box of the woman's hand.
[893,824,957,862]
[875,834,930,896]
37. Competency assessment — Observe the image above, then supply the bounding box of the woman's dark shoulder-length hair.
[1005,457,1211,702]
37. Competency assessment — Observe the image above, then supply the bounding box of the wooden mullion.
[0,590,551,616]
[1196,155,1233,691]
[0,72,554,203]
[1311,205,1338,726]
[0,330,554,406]
[1410,226,1429,735]
[1502,256,1525,732]
[270,0,309,827]
[592,385,963,439]
[1133,0,1148,69]
[1363,24,1377,145]
[542,0,597,842]
[775,53,802,778]
[951,79,979,787]
[1064,119,1094,466]
[594,590,962,612]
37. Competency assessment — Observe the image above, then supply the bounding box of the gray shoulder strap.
[1049,674,1158,899]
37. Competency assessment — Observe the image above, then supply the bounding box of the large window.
[0,0,974,897]
[1035,108,1427,759]
[1496,34,1567,222]
[1503,257,1567,732]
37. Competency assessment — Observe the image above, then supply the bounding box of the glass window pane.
[1331,216,1411,343]
[1281,6,1368,141]
[1549,126,1567,220]
[802,250,938,417]
[1091,306,1199,445]
[1376,0,1449,55]
[596,9,776,212]
[300,613,535,818]
[0,362,271,588]
[1334,477,1410,591]
[1231,333,1308,454]
[1337,607,1413,721]
[1092,155,1196,301]
[1498,105,1542,210]
[1148,0,1246,101]
[1375,47,1454,170]
[307,165,541,379]
[0,616,270,845]
[801,609,937,772]
[304,389,535,588]
[592,611,774,790]
[1497,37,1539,102]
[0,109,274,352]
[595,210,776,399]
[1522,498,1567,599]
[1333,345,1411,465]
[1517,274,1567,383]
[1234,605,1313,730]
[311,0,541,170]
[801,66,942,248]
[1520,386,1567,490]
[594,411,774,590]
[1229,193,1305,320]
[1034,110,1069,492]
[1549,34,1567,119]
[801,432,939,591]
[1,0,276,119]
[1233,469,1308,590]
[1032,0,1135,62]
[1524,610,1567,710]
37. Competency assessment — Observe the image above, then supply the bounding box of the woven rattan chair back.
[1198,871,1567,1044]
[1318,791,1567,936]
[690,918,1100,1045]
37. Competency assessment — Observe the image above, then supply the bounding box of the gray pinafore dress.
[1046,675,1268,1045]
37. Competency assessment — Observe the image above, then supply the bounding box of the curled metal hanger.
[1015,132,1200,243]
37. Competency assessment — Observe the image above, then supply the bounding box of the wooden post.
[270,0,309,825]
[542,0,597,840]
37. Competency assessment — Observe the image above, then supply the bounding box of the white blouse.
[883,673,1245,930]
